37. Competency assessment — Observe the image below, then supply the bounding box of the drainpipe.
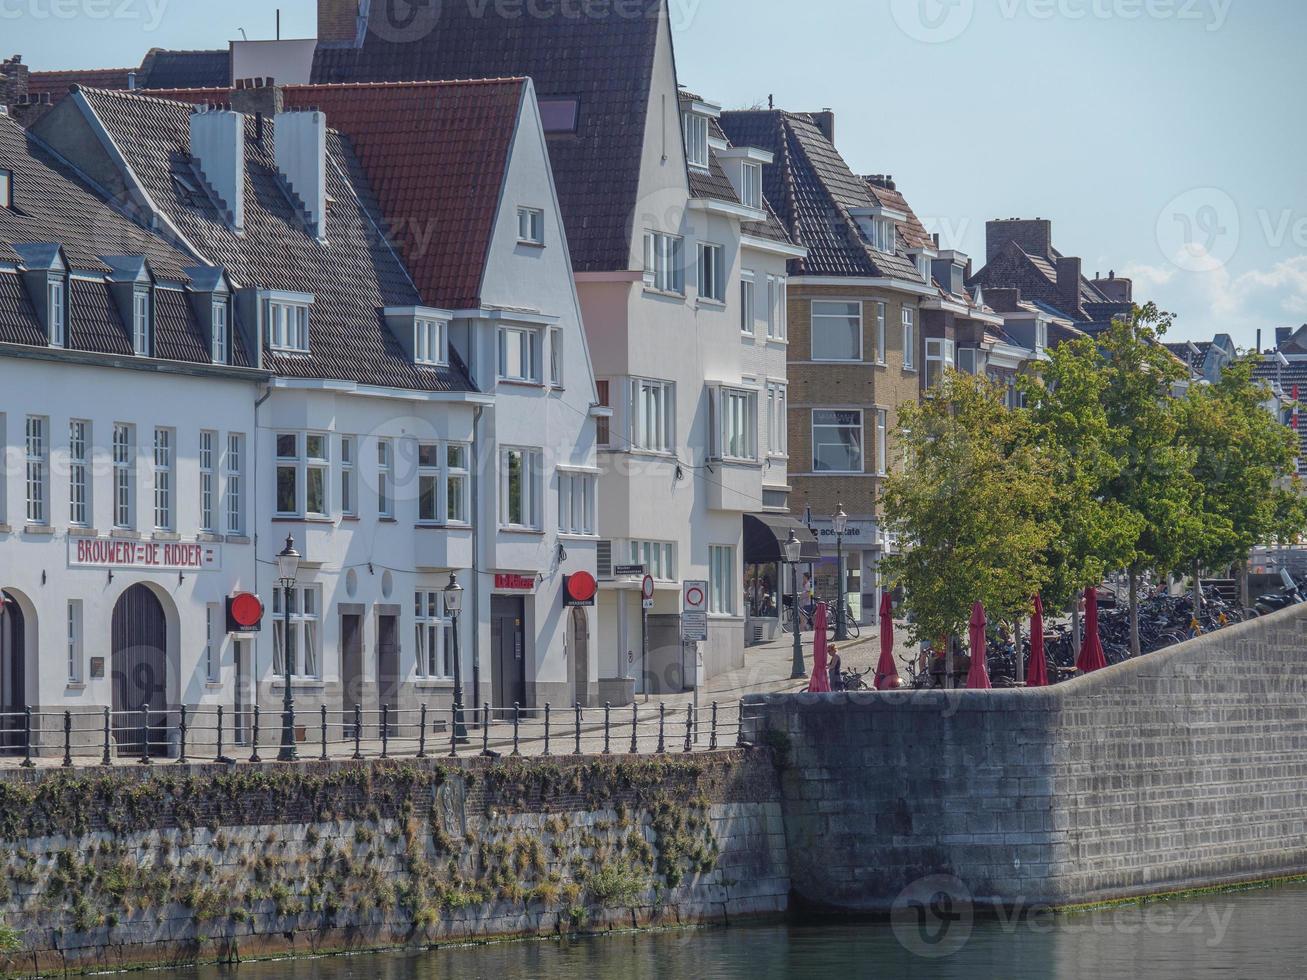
[253,383,273,713]
[471,403,485,704]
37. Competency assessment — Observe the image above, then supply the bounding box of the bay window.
[275,432,329,518]
[813,410,863,473]
[811,301,862,361]
[713,386,758,462]
[629,378,675,453]
[925,338,956,389]
[418,442,472,526]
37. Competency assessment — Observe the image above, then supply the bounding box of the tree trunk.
[1128,567,1142,659]
[1192,560,1203,629]
[1015,619,1025,686]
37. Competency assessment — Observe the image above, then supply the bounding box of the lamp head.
[783,529,802,564]
[443,571,464,614]
[833,503,849,536]
[276,534,301,584]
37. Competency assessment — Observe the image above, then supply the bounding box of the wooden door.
[112,585,168,755]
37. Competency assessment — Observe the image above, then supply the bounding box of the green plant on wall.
[0,918,20,952]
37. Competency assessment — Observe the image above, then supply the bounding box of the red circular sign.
[566,572,598,603]
[230,592,264,628]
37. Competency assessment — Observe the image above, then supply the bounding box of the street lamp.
[784,529,805,680]
[443,572,469,744]
[833,503,849,641]
[276,534,301,762]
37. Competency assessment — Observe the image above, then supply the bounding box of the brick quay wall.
[744,604,1307,913]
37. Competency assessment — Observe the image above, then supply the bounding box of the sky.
[5,0,1305,350]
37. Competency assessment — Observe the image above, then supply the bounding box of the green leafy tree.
[880,371,1056,653]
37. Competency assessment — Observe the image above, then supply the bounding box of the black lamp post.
[785,530,805,680]
[276,534,301,762]
[833,503,849,641]
[443,572,469,744]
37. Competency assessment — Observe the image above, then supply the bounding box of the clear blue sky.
[7,0,1305,349]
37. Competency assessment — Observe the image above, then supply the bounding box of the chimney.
[1,55,29,108]
[1091,271,1134,305]
[811,109,835,145]
[274,109,328,239]
[986,218,1053,263]
[231,77,283,118]
[318,0,363,45]
[190,108,246,233]
[1056,255,1082,314]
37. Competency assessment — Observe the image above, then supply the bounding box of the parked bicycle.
[779,596,862,639]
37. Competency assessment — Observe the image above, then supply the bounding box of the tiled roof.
[864,178,933,250]
[698,114,793,247]
[59,88,472,392]
[27,67,135,103]
[139,49,230,90]
[970,234,1116,323]
[311,1,663,274]
[0,272,46,347]
[719,110,921,281]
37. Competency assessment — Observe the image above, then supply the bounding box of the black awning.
[744,514,821,565]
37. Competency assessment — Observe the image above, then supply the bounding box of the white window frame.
[500,447,544,531]
[811,300,863,362]
[629,377,675,454]
[152,427,173,531]
[902,306,916,371]
[132,288,151,356]
[767,275,788,341]
[211,298,229,364]
[113,423,135,530]
[741,162,762,209]
[875,301,887,364]
[683,112,709,168]
[269,300,310,353]
[199,430,216,533]
[67,600,83,685]
[0,169,10,208]
[876,408,889,477]
[709,545,737,617]
[498,325,543,383]
[225,433,244,535]
[558,470,597,536]
[517,206,545,245]
[698,242,726,303]
[549,327,564,388]
[871,217,897,253]
[377,438,394,519]
[714,386,759,462]
[48,277,66,348]
[68,419,90,527]
[415,591,454,680]
[766,383,788,459]
[630,540,675,582]
[925,338,956,389]
[740,272,756,335]
[643,231,685,294]
[958,347,982,375]
[340,435,357,518]
[446,443,471,525]
[415,317,448,367]
[272,584,321,680]
[305,433,329,519]
[25,416,48,526]
[812,409,864,474]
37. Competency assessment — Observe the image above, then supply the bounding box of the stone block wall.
[743,605,1307,911]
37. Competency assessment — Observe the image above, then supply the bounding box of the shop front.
[806,515,883,626]
[743,515,821,645]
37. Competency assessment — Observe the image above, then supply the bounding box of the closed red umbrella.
[966,602,992,690]
[875,591,901,690]
[1026,595,1049,688]
[1076,586,1108,673]
[808,602,832,693]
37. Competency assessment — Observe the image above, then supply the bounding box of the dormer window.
[47,277,66,347]
[211,298,229,364]
[871,218,897,254]
[517,207,545,245]
[741,162,762,210]
[131,287,150,356]
[918,254,932,283]
[498,325,542,383]
[683,113,709,169]
[0,170,11,208]
[269,300,310,353]
[415,317,447,366]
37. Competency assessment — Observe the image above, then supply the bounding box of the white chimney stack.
[274,110,328,239]
[189,109,245,233]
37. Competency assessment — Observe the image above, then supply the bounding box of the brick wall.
[744,604,1307,911]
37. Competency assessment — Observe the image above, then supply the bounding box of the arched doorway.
[570,606,590,707]
[0,591,26,753]
[112,584,168,755]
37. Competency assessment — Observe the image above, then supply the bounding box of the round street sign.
[566,571,598,605]
[642,575,656,601]
[685,585,706,609]
[229,592,264,629]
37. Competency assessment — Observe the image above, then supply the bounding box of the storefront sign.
[807,518,881,545]
[564,572,597,607]
[495,573,536,592]
[68,537,221,572]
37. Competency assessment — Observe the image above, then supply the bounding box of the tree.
[880,372,1056,661]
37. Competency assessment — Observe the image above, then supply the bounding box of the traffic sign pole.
[641,575,655,702]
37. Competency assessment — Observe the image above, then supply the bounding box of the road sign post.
[641,574,655,700]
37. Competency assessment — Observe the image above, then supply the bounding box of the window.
[741,162,762,209]
[558,470,597,536]
[925,338,956,389]
[902,307,916,370]
[596,380,611,448]
[715,387,758,461]
[629,378,675,453]
[643,231,685,294]
[538,98,580,134]
[205,605,219,683]
[415,318,447,366]
[195,430,215,532]
[767,275,787,340]
[498,326,542,383]
[25,416,47,525]
[340,436,357,518]
[67,601,83,685]
[1037,321,1049,353]
[275,433,298,517]
[113,423,134,529]
[306,434,328,518]
[698,243,725,303]
[876,409,889,476]
[418,443,441,524]
[500,447,543,530]
[549,327,564,387]
[918,253,933,283]
[811,301,862,361]
[211,299,229,364]
[683,112,709,168]
[958,347,983,375]
[48,278,66,347]
[630,540,675,581]
[813,410,863,473]
[272,585,320,679]
[377,439,394,519]
[226,433,244,535]
[269,301,309,352]
[132,289,151,356]
[446,443,470,524]
[709,545,736,616]
[870,217,897,253]
[767,383,788,457]
[273,432,328,519]
[875,302,887,364]
[740,273,756,334]
[415,591,453,679]
[153,428,173,530]
[0,414,5,526]
[517,206,545,245]
[0,169,10,208]
[68,420,89,527]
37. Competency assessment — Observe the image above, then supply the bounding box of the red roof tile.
[28,68,136,103]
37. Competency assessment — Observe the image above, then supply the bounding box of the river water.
[172,883,1307,979]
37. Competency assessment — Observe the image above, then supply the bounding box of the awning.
[744,514,821,564]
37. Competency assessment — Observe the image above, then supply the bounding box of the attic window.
[683,113,709,169]
[131,287,151,356]
[269,300,310,353]
[870,218,897,254]
[539,99,580,134]
[47,277,66,348]
[415,317,447,367]
[0,170,11,208]
[741,163,762,210]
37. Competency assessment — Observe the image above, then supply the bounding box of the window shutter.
[597,540,613,580]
